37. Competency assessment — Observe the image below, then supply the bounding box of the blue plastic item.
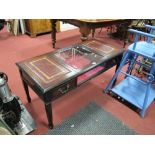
[105,25,155,117]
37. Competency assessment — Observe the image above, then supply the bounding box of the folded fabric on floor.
[46,102,136,135]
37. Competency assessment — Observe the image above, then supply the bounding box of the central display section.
[54,45,103,70]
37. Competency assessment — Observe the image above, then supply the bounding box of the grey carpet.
[46,102,137,135]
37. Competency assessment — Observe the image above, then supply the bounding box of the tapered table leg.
[19,70,31,103]
[113,55,123,86]
[51,19,57,48]
[44,102,54,129]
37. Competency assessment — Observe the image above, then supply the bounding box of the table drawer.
[51,79,77,100]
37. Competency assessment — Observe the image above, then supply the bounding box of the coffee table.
[16,40,123,129]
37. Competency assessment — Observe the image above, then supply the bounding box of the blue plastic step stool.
[105,24,155,117]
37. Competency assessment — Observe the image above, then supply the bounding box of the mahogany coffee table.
[16,40,123,129]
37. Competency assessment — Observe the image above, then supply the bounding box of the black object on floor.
[0,20,5,31]
[46,102,136,135]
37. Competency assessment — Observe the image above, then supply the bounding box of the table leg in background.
[92,28,95,38]
[79,26,91,41]
[123,22,131,48]
[51,19,57,48]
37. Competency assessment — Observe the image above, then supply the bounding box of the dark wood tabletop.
[16,40,124,129]
[51,19,132,48]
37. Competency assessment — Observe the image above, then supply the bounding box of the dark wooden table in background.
[51,19,132,48]
[16,40,124,129]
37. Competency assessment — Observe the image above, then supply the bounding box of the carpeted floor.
[0,26,155,135]
[46,102,136,135]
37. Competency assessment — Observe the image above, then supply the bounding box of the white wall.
[60,21,77,31]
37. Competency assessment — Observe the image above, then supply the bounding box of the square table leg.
[44,102,54,129]
[51,19,57,48]
[19,70,31,103]
[113,54,123,86]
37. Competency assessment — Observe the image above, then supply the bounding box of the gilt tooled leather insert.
[83,40,115,55]
[25,57,70,83]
